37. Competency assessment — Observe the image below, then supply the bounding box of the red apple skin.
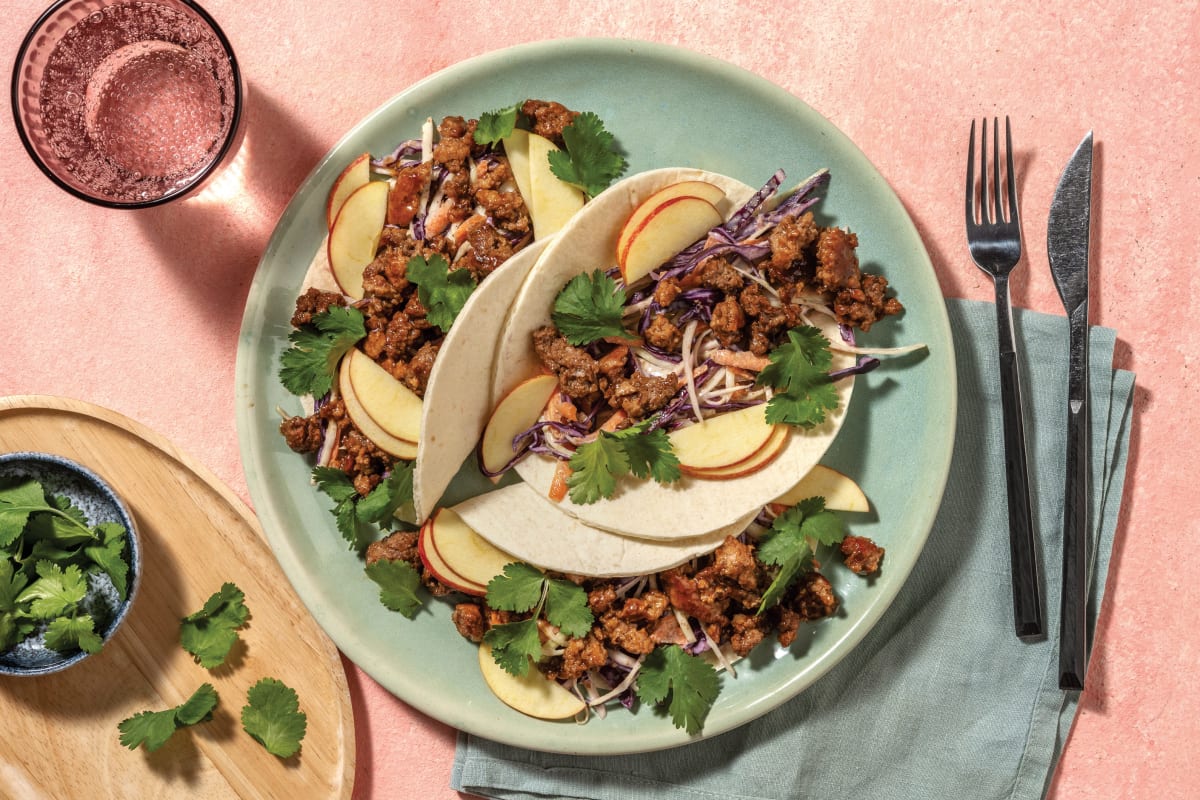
[325,152,372,229]
[617,194,723,283]
[683,426,790,480]
[616,180,726,266]
[417,520,487,596]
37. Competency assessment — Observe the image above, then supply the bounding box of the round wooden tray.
[0,396,354,799]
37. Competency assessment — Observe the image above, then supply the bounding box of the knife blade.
[1047,131,1093,691]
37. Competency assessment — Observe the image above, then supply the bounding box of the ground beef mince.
[366,530,456,598]
[710,296,746,348]
[834,273,904,333]
[644,313,683,351]
[532,325,601,402]
[606,372,679,419]
[767,211,820,277]
[290,287,346,328]
[280,413,323,454]
[840,535,885,575]
[521,99,579,147]
[451,603,487,642]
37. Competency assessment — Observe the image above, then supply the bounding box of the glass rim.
[9,0,244,210]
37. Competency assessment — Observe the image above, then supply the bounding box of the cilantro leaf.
[364,559,423,618]
[406,254,477,333]
[547,111,627,197]
[614,425,681,484]
[175,683,220,726]
[17,561,87,619]
[551,270,630,345]
[312,467,369,551]
[482,619,542,676]
[180,583,250,669]
[755,501,844,613]
[566,422,681,505]
[0,561,32,650]
[475,103,521,145]
[543,579,594,639]
[756,326,840,428]
[635,645,720,734]
[118,683,218,752]
[485,562,546,613]
[241,677,308,758]
[279,306,366,397]
[43,614,104,654]
[566,435,627,505]
[84,522,129,600]
[356,463,415,525]
[0,478,47,548]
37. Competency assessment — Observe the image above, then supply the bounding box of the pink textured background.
[2,1,1197,797]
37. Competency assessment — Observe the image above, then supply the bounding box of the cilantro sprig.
[313,462,415,553]
[551,269,632,345]
[475,103,626,196]
[549,112,627,197]
[755,497,845,614]
[0,478,130,655]
[407,254,477,333]
[279,306,366,398]
[755,326,840,428]
[636,645,720,735]
[364,559,423,619]
[482,563,594,676]
[180,582,250,669]
[566,421,681,505]
[118,683,219,752]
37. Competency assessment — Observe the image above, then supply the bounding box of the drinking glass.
[11,0,243,208]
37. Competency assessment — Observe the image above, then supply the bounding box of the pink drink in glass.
[13,1,242,207]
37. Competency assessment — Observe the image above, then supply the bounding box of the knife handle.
[1059,305,1092,689]
[993,279,1045,640]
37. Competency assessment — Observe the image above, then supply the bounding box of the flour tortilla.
[412,238,549,521]
[494,168,856,541]
[452,483,756,577]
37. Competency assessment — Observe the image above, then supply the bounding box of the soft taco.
[474,166,902,542]
[278,101,621,523]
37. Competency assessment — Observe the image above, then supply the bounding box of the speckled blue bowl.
[0,451,140,676]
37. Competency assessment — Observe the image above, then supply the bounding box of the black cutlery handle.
[1059,305,1092,689]
[994,278,1045,640]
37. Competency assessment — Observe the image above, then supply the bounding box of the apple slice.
[616,180,727,267]
[774,464,870,512]
[325,152,371,229]
[670,405,778,474]
[478,642,586,720]
[618,195,723,285]
[526,133,585,239]
[686,423,790,480]
[344,348,422,443]
[501,128,532,205]
[418,519,486,596]
[328,180,389,299]
[426,507,516,590]
[339,355,418,460]
[480,374,559,475]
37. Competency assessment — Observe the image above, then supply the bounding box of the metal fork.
[965,116,1045,640]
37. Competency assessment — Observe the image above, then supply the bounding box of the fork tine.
[978,118,990,224]
[990,117,1003,224]
[1004,116,1019,226]
[965,119,977,228]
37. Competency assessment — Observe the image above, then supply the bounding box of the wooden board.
[0,396,355,799]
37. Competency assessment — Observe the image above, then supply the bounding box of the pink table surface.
[2,2,1196,797]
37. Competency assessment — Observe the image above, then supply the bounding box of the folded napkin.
[452,297,1135,800]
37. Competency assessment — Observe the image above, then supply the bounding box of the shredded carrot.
[711,349,770,371]
[549,461,572,502]
[599,410,628,433]
[545,392,578,423]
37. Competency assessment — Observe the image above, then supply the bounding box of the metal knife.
[1047,131,1093,691]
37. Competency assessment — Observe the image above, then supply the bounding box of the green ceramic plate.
[235,38,955,755]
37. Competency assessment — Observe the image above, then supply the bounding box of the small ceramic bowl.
[0,451,140,676]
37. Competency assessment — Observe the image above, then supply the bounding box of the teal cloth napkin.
[451,297,1135,800]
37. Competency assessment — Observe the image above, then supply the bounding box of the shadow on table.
[133,82,329,337]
